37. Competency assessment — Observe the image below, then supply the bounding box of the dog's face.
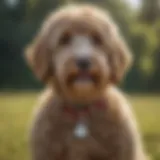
[25,5,132,101]
[54,32,109,100]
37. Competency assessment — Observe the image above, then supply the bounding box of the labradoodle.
[25,4,147,160]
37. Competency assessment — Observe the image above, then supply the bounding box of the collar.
[62,99,106,120]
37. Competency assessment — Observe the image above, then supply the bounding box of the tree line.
[0,0,160,92]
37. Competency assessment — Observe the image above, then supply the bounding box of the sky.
[126,0,141,8]
[5,0,19,8]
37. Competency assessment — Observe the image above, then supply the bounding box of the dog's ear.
[93,7,133,84]
[108,34,133,84]
[25,33,52,83]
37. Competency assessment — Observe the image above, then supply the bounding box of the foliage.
[130,23,158,74]
[0,0,160,92]
[139,0,160,24]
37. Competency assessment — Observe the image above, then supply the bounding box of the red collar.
[62,100,106,120]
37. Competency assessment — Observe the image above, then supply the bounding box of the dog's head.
[25,4,132,102]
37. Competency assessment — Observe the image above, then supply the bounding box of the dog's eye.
[59,32,72,46]
[91,33,102,46]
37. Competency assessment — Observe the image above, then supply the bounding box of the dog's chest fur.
[32,100,133,160]
[50,105,109,159]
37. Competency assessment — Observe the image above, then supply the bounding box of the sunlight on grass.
[0,92,160,160]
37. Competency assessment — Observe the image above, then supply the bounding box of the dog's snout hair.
[72,35,93,59]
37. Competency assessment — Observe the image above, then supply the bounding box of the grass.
[0,92,160,160]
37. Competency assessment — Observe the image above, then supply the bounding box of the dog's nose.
[76,58,91,70]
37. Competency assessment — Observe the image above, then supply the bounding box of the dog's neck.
[62,98,106,120]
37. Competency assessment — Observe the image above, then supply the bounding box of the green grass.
[0,93,160,160]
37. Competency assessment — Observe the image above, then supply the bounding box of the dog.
[25,4,147,160]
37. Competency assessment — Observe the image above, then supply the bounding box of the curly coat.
[25,4,147,160]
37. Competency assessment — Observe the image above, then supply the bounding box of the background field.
[0,93,159,160]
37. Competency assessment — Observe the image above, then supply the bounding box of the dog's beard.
[55,69,108,103]
[67,70,99,85]
[72,80,94,93]
[56,63,108,101]
[64,70,102,97]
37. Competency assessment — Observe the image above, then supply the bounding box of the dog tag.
[74,121,89,138]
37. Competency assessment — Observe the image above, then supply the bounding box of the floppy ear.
[95,8,133,84]
[25,33,52,83]
[109,34,133,84]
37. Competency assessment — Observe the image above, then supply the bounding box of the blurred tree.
[139,0,160,24]
[27,0,59,22]
[0,0,29,89]
[126,23,158,91]
[138,0,160,92]
[147,21,160,92]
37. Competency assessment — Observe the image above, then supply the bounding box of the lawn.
[0,92,160,160]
